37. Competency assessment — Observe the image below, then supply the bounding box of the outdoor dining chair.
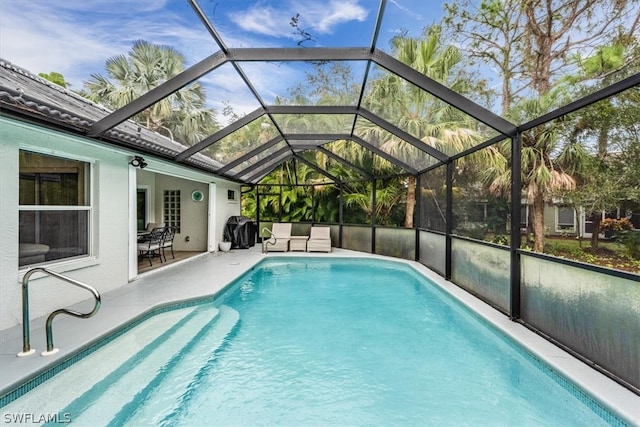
[137,227,164,266]
[161,226,176,262]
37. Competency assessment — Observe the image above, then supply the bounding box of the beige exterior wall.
[0,117,241,331]
[153,174,209,252]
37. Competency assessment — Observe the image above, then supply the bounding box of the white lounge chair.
[267,223,291,252]
[307,226,331,252]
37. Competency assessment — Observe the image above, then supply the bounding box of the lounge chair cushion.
[268,223,292,252]
[307,227,331,252]
[19,243,50,266]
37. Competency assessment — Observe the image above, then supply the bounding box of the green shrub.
[618,230,640,260]
[465,226,487,240]
[491,234,509,246]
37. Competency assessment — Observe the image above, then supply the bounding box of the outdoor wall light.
[130,156,148,169]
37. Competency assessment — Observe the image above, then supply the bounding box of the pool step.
[118,305,240,425]
[68,304,225,425]
[0,306,203,418]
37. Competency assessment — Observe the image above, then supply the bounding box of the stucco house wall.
[0,117,241,331]
[543,204,557,235]
[215,182,243,247]
[153,173,209,252]
[1,118,131,331]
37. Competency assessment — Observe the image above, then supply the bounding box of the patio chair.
[307,226,331,252]
[145,222,165,232]
[160,226,176,262]
[137,227,164,266]
[267,223,292,252]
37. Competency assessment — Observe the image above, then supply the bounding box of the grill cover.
[223,216,257,249]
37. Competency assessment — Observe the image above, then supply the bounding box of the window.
[19,151,91,267]
[228,189,236,201]
[556,206,575,231]
[163,190,181,233]
[136,188,148,231]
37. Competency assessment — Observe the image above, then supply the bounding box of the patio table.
[289,235,309,252]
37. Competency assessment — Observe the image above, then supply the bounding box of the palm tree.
[343,178,406,225]
[485,91,588,252]
[83,40,218,146]
[206,116,278,166]
[249,27,486,227]
[360,25,485,227]
[245,160,325,222]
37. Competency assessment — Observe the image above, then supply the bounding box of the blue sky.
[0,0,440,122]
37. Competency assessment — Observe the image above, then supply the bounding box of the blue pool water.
[1,258,623,426]
[163,258,615,426]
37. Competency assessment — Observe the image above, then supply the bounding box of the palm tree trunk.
[405,175,416,228]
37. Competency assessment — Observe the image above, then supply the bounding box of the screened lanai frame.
[1,0,639,395]
[78,0,639,186]
[86,0,516,177]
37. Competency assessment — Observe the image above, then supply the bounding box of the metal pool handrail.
[19,267,101,357]
[261,227,277,253]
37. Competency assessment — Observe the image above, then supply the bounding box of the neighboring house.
[529,201,639,238]
[459,199,638,239]
[0,60,241,331]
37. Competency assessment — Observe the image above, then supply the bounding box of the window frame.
[163,189,181,233]
[555,205,576,232]
[18,148,94,270]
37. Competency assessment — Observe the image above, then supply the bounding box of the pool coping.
[0,247,638,425]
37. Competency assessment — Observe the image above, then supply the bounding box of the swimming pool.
[0,258,627,425]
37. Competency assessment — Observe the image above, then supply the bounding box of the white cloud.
[240,62,305,102]
[229,0,368,38]
[1,3,117,87]
[389,0,423,20]
[199,61,307,124]
[228,6,291,39]
[200,63,262,119]
[0,0,368,124]
[35,0,170,13]
[0,1,216,89]
[306,0,369,34]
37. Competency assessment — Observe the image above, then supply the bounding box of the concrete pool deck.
[1,247,638,424]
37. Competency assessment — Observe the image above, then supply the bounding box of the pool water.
[1,258,622,426]
[163,258,614,426]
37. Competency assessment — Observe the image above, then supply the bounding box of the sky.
[0,0,441,123]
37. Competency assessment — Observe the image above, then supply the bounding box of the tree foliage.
[443,0,640,252]
[82,40,219,146]
[38,71,69,88]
